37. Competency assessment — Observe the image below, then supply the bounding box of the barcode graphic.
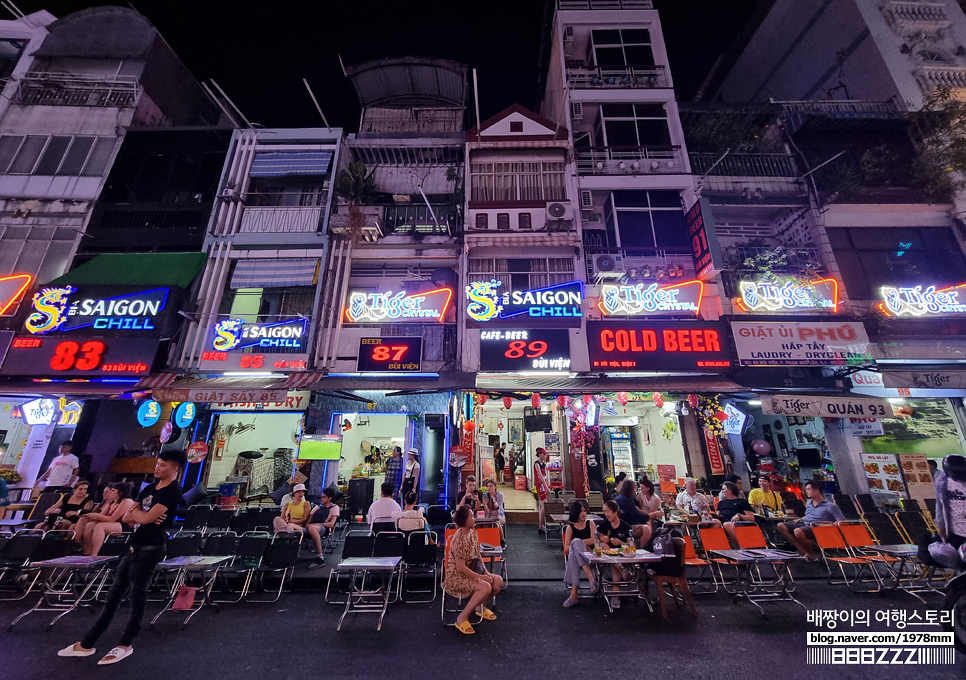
[807,647,955,665]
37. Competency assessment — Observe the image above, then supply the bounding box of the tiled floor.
[501,487,537,511]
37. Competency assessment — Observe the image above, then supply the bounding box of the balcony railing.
[382,203,459,235]
[237,206,323,234]
[558,0,653,10]
[883,1,951,35]
[917,65,966,90]
[15,72,140,108]
[778,99,903,117]
[722,245,825,273]
[582,244,693,282]
[576,146,685,175]
[689,152,799,177]
[567,65,666,89]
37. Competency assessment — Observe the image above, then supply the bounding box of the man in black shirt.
[59,448,186,666]
[717,481,755,546]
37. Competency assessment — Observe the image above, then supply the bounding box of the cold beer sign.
[586,321,731,371]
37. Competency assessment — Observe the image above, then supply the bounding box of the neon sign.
[737,275,839,313]
[0,273,32,315]
[587,321,731,371]
[211,317,307,351]
[344,288,453,324]
[599,280,703,316]
[24,286,172,335]
[466,280,584,322]
[878,283,966,316]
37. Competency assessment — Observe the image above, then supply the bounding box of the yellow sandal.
[478,608,497,621]
[455,620,475,635]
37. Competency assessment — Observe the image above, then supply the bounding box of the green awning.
[47,252,207,288]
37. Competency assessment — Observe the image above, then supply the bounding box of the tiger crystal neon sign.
[343,288,453,324]
[737,275,839,313]
[598,280,703,316]
[878,283,966,316]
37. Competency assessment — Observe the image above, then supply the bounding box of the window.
[0,225,74,287]
[81,138,116,176]
[601,103,670,148]
[469,256,575,290]
[226,285,315,321]
[827,227,966,299]
[609,190,688,251]
[0,39,25,81]
[509,121,523,132]
[34,136,71,175]
[592,28,654,68]
[247,178,328,207]
[518,213,532,230]
[9,135,47,174]
[476,213,488,230]
[497,213,510,230]
[470,160,566,202]
[0,134,116,176]
[57,137,95,176]
[918,50,946,64]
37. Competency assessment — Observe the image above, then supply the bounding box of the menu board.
[657,464,677,481]
[861,453,906,497]
[899,454,937,501]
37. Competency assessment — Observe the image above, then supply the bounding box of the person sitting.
[481,479,505,526]
[307,488,340,569]
[562,500,597,607]
[457,475,485,514]
[37,479,93,531]
[443,505,504,635]
[368,481,402,528]
[718,474,746,500]
[0,475,10,520]
[72,482,136,556]
[717,481,756,545]
[596,500,634,609]
[613,478,653,547]
[274,483,312,533]
[636,478,665,520]
[776,480,844,561]
[675,478,705,516]
[393,491,427,533]
[747,476,783,514]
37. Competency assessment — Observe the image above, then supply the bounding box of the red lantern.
[652,392,664,408]
[617,392,628,406]
[498,421,504,430]
[463,420,476,432]
[687,394,699,409]
[503,396,513,409]
[583,394,592,405]
[531,393,541,409]
[557,395,569,408]
[715,410,728,422]
[476,393,487,406]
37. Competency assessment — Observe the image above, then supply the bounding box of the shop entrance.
[205,411,302,498]
[330,412,410,507]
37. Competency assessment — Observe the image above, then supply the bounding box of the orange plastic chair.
[660,481,678,496]
[697,526,737,590]
[811,524,880,590]
[838,521,899,564]
[475,525,507,584]
[683,534,716,593]
[733,524,767,549]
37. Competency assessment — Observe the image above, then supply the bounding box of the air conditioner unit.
[571,101,583,120]
[546,202,573,221]
[592,253,625,279]
[579,189,593,208]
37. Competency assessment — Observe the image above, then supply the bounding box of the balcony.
[567,65,667,89]
[778,99,905,135]
[916,65,966,91]
[719,244,826,298]
[882,1,951,36]
[576,145,685,175]
[328,207,383,242]
[15,72,140,108]
[382,203,459,235]
[583,244,693,282]
[238,206,323,234]
[558,0,653,9]
[690,152,806,201]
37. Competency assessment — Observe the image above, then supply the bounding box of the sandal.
[478,607,497,621]
[454,620,475,635]
[58,644,95,658]
[562,598,579,608]
[97,646,134,666]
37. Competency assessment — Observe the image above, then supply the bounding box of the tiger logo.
[25,286,75,335]
[212,318,245,351]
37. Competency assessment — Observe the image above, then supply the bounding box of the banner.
[761,395,891,418]
[899,454,937,501]
[704,428,725,475]
[154,388,286,404]
[731,321,872,366]
[861,453,906,497]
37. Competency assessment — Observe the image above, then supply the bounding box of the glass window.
[0,135,22,172]
[497,213,510,230]
[616,211,655,248]
[592,28,654,68]
[57,137,95,176]
[81,137,116,176]
[9,135,47,174]
[651,211,689,249]
[34,136,71,175]
[470,160,566,202]
[518,213,531,230]
[476,213,488,229]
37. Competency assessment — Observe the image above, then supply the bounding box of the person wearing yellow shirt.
[747,477,783,513]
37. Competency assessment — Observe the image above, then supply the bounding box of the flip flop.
[478,607,497,621]
[97,646,134,665]
[454,620,475,635]
[562,599,579,608]
[57,644,95,658]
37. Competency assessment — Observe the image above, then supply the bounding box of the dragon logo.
[465,280,502,322]
[212,318,245,351]
[25,286,75,335]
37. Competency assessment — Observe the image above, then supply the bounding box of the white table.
[337,556,402,631]
[8,555,116,630]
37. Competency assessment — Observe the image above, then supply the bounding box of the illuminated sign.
[466,280,584,324]
[21,398,57,425]
[479,329,571,372]
[344,288,453,324]
[737,275,839,313]
[686,198,723,280]
[197,351,309,373]
[172,402,196,428]
[357,337,422,373]
[599,280,703,317]
[22,285,178,336]
[586,320,731,371]
[137,400,162,427]
[0,336,159,376]
[57,398,82,426]
[878,283,966,316]
[723,403,748,435]
[731,321,872,366]
[762,395,891,418]
[211,317,307,351]
[0,273,32,315]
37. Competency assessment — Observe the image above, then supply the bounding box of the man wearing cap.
[273,483,312,533]
[402,447,421,500]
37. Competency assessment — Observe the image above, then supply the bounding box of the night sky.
[19,0,759,129]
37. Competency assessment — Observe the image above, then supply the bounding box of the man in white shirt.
[368,481,402,528]
[675,478,706,515]
[38,441,80,490]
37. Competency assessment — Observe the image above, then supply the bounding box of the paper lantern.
[751,439,772,456]
[715,410,728,422]
[498,421,504,430]
[557,395,569,408]
[583,394,593,405]
[687,394,699,409]
[463,420,476,432]
[503,396,513,409]
[476,393,487,406]
[617,392,628,406]
[531,393,541,409]
[652,392,664,408]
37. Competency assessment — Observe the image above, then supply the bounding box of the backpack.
[649,526,684,577]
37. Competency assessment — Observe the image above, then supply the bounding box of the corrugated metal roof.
[345,57,468,108]
[34,7,157,59]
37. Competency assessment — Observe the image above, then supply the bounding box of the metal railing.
[777,99,903,117]
[92,204,210,232]
[237,206,324,234]
[582,244,693,282]
[567,65,666,89]
[382,203,458,235]
[722,245,825,272]
[689,152,799,177]
[558,0,653,10]
[576,145,684,174]
[16,72,140,108]
[883,1,950,31]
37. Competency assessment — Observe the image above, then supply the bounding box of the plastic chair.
[401,531,438,603]
[811,524,880,590]
[682,534,716,594]
[697,526,739,591]
[325,530,374,604]
[648,537,696,619]
[476,525,507,585]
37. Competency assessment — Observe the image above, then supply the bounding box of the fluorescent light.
[222,372,286,377]
[888,398,905,403]
[748,399,761,406]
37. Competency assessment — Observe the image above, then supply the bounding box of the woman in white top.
[393,491,427,532]
[402,448,420,500]
[636,478,665,520]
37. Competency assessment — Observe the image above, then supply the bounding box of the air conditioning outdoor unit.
[592,253,625,279]
[546,202,573,221]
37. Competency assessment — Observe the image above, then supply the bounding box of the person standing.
[384,446,405,502]
[934,454,966,548]
[402,448,421,501]
[494,446,506,485]
[58,449,186,666]
[534,448,551,534]
[37,441,80,492]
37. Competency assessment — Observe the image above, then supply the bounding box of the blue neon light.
[499,280,585,319]
[61,287,170,332]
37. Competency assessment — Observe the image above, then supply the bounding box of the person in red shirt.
[534,448,550,534]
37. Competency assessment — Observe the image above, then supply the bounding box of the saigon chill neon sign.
[343,288,453,323]
[466,280,584,321]
[878,283,966,316]
[599,280,703,316]
[737,275,839,313]
[212,317,308,351]
[25,286,170,335]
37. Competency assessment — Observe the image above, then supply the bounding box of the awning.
[280,372,326,389]
[230,258,320,289]
[249,151,333,178]
[134,373,177,391]
[47,252,207,288]
[0,379,142,398]
[475,375,744,393]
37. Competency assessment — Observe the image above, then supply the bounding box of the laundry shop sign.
[731,321,872,366]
